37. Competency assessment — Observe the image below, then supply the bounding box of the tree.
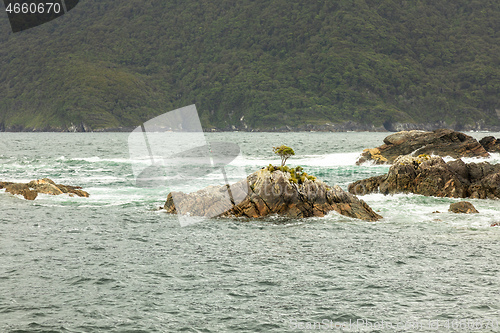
[273,145,295,167]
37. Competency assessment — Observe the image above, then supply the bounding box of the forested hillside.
[1,0,499,131]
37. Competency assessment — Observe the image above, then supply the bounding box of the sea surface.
[1,131,500,332]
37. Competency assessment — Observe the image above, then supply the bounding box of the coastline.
[1,121,500,133]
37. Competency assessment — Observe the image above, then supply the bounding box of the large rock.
[164,168,382,221]
[449,202,479,214]
[479,136,500,153]
[356,129,490,165]
[349,155,500,199]
[1,178,89,200]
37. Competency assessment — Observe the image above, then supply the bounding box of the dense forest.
[0,0,499,131]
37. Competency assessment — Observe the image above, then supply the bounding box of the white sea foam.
[358,192,500,228]
[459,152,500,164]
[71,156,102,163]
[231,152,362,168]
[441,154,496,164]
[292,152,361,167]
[69,156,136,164]
[79,176,123,183]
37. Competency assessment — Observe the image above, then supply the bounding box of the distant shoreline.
[1,122,500,133]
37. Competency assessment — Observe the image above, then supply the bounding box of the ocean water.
[1,131,500,332]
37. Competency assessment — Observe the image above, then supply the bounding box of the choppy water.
[1,132,500,332]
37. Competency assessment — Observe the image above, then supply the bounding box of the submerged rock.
[349,156,500,199]
[164,168,382,221]
[356,129,489,165]
[1,178,89,200]
[449,202,479,214]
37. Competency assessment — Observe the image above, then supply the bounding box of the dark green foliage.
[1,0,500,130]
[272,145,295,167]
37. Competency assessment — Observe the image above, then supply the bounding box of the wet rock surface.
[449,201,479,214]
[356,129,490,165]
[164,168,382,221]
[349,156,500,199]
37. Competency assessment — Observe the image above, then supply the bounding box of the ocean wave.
[61,156,139,164]
[231,152,363,167]
[459,152,500,164]
[442,155,495,164]
[359,192,500,228]
[291,152,361,167]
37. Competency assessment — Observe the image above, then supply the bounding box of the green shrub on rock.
[265,163,317,185]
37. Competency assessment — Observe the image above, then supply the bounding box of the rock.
[356,129,490,165]
[5,183,38,200]
[27,178,57,186]
[2,178,89,199]
[349,156,500,199]
[22,190,38,200]
[5,183,29,195]
[0,182,14,189]
[56,184,90,197]
[28,178,64,195]
[164,168,382,221]
[449,201,479,214]
[479,136,500,153]
[362,148,388,164]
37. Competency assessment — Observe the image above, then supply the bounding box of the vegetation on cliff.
[1,0,500,131]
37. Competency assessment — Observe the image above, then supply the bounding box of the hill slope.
[1,0,500,131]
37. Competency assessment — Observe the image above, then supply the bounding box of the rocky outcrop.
[356,129,490,165]
[479,136,500,153]
[449,202,479,214]
[0,178,89,200]
[3,183,38,200]
[164,168,382,221]
[349,155,500,199]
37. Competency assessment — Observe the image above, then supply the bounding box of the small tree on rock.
[273,145,295,167]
